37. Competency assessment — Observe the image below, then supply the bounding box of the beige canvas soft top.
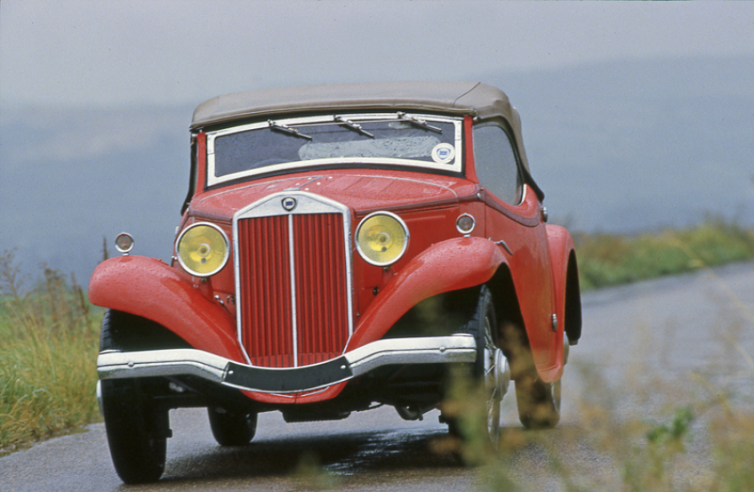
[191,81,539,194]
[192,81,514,127]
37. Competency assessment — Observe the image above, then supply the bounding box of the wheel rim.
[483,315,509,448]
[551,379,562,413]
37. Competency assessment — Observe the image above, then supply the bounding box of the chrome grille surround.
[232,191,354,368]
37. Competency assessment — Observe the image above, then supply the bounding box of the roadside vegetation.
[574,218,754,291]
[1,218,753,471]
[0,250,102,455]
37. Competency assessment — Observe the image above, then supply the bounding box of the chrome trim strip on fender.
[97,334,476,394]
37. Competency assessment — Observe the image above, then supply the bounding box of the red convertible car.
[89,81,581,483]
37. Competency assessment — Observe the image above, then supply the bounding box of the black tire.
[99,310,169,484]
[447,286,508,448]
[207,407,257,446]
[515,373,561,429]
[99,309,117,351]
[100,309,190,352]
[101,379,168,484]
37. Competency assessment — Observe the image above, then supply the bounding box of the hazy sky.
[3,1,754,110]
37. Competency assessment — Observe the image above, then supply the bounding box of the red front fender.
[88,256,245,363]
[347,237,506,349]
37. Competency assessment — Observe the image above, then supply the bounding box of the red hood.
[189,170,477,220]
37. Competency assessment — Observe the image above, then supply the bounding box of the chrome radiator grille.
[234,193,352,368]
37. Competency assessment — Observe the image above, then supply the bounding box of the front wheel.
[207,407,257,446]
[447,286,510,448]
[101,379,169,484]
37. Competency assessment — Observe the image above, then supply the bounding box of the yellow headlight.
[176,223,229,277]
[356,212,409,266]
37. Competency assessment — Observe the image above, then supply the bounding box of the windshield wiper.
[268,120,313,140]
[396,112,442,134]
[334,115,374,138]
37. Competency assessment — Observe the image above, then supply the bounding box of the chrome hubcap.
[483,316,510,448]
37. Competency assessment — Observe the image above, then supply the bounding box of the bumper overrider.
[97,334,476,394]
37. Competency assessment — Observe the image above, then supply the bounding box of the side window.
[473,125,522,205]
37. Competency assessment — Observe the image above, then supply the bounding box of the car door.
[473,122,556,369]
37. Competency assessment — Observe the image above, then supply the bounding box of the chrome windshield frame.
[205,113,464,187]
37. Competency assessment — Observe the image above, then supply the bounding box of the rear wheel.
[208,407,257,446]
[515,371,561,429]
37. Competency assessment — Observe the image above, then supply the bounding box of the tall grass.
[574,218,754,291]
[0,250,103,454]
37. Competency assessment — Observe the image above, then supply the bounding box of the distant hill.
[1,56,752,286]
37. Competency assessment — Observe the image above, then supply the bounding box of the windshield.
[206,113,463,186]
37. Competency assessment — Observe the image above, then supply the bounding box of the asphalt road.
[2,261,753,491]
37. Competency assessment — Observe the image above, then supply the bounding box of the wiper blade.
[334,115,374,138]
[268,120,313,140]
[396,112,442,134]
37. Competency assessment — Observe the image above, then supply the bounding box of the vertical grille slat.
[239,216,294,368]
[237,210,350,368]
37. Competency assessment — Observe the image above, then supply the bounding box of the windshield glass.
[206,113,463,186]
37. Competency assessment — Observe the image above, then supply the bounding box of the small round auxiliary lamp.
[456,213,476,235]
[114,232,134,255]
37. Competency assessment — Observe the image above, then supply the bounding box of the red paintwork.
[89,256,245,363]
[237,215,294,367]
[348,237,506,349]
[481,186,557,371]
[463,116,479,183]
[192,170,473,220]
[540,224,577,382]
[292,214,350,366]
[196,132,207,190]
[91,116,578,406]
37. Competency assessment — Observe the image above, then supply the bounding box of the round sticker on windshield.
[431,143,455,164]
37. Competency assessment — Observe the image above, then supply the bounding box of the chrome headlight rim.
[114,232,135,254]
[355,211,410,267]
[176,222,230,277]
[456,213,476,234]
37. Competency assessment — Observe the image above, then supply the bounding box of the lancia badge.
[282,197,297,211]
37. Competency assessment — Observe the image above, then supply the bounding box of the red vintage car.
[89,81,581,483]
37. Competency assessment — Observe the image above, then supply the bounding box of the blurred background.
[2,1,753,286]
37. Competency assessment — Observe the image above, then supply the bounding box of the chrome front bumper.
[97,335,476,394]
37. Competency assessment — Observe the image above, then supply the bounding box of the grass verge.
[0,250,103,454]
[574,218,754,291]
